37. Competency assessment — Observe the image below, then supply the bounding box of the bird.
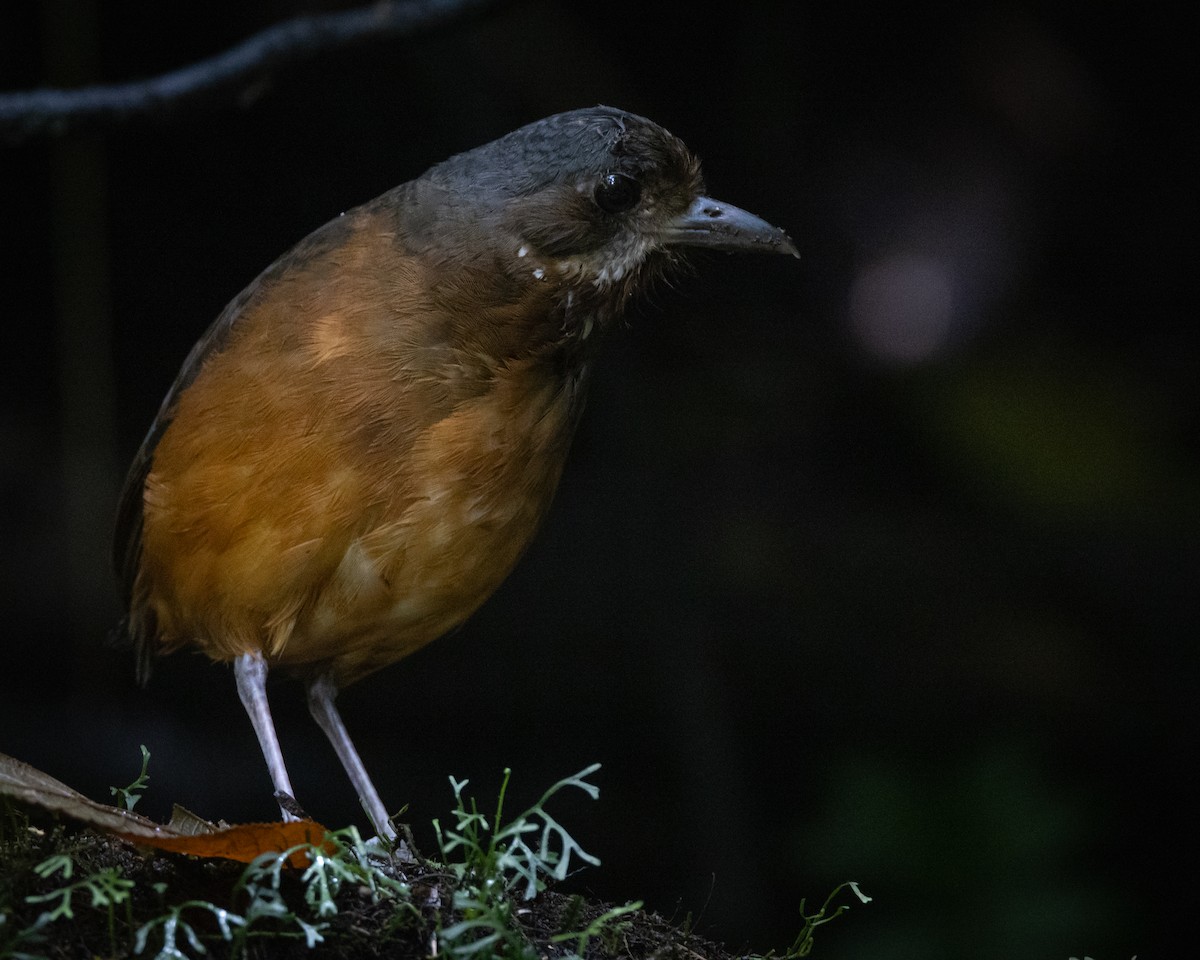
[113,105,797,841]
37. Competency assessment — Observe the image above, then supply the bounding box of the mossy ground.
[1,812,739,960]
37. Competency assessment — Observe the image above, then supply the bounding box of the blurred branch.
[0,0,500,143]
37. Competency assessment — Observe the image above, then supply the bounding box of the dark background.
[1,2,1192,957]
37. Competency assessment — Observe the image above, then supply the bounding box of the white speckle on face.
[533,267,545,280]
[517,245,528,258]
[555,235,655,291]
[594,261,628,286]
[581,315,595,339]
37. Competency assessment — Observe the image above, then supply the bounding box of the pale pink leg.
[306,672,396,841]
[234,652,299,822]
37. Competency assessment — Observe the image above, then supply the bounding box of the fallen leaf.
[0,752,329,867]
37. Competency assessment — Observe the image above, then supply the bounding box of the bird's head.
[398,106,796,333]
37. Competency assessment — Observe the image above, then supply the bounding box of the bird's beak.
[659,196,799,258]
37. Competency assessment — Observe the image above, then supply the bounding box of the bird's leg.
[233,652,299,822]
[306,672,397,841]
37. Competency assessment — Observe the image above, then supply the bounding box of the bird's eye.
[594,173,642,214]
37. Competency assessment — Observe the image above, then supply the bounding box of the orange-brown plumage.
[132,206,573,687]
[114,106,796,837]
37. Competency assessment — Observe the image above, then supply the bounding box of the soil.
[1,815,741,960]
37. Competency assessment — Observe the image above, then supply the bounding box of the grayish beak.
[659,196,799,258]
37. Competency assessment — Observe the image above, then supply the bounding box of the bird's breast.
[139,328,585,687]
[290,360,582,683]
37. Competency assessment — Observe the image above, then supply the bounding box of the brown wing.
[111,214,365,681]
[113,294,245,608]
[112,302,240,682]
